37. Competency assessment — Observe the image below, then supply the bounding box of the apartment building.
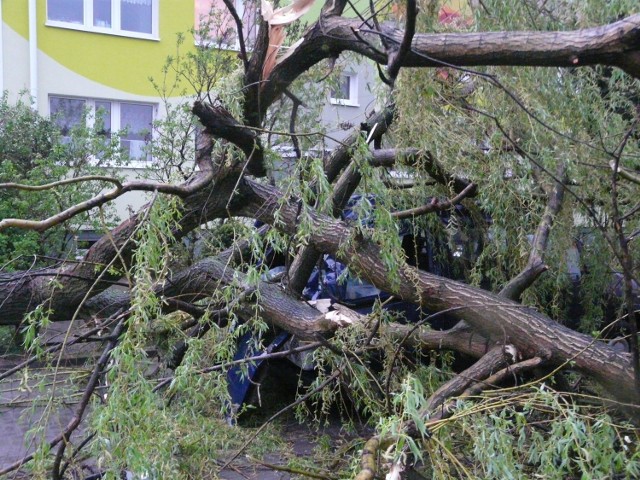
[0,0,375,226]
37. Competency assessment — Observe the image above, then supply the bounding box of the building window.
[195,0,257,49]
[50,97,86,137]
[46,0,158,39]
[330,73,359,107]
[50,96,155,162]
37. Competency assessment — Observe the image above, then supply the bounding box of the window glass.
[95,101,112,137]
[121,0,153,33]
[239,0,258,48]
[50,97,86,137]
[120,103,153,160]
[48,0,84,24]
[93,0,112,27]
[332,75,351,101]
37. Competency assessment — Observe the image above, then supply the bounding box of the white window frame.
[330,73,359,107]
[49,95,157,165]
[46,0,160,41]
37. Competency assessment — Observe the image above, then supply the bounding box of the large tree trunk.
[236,178,638,405]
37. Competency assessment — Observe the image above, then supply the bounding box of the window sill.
[194,39,253,53]
[46,21,160,41]
[329,99,360,108]
[121,160,154,169]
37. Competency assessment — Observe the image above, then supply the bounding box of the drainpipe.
[0,0,4,93]
[0,0,4,95]
[29,0,38,108]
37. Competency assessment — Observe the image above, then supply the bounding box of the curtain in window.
[120,103,153,160]
[93,0,112,27]
[121,0,152,33]
[50,97,86,137]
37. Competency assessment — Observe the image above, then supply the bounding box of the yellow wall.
[3,1,194,96]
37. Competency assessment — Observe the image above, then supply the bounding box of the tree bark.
[262,14,640,108]
[237,178,638,405]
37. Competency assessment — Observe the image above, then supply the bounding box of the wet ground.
[0,330,365,479]
[1,382,354,479]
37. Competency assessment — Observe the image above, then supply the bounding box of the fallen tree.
[1,0,640,478]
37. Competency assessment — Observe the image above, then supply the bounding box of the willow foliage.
[393,0,640,332]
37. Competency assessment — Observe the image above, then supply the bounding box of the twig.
[58,431,96,478]
[0,170,214,233]
[0,175,122,191]
[390,183,476,219]
[0,312,123,382]
[386,0,416,82]
[153,341,323,392]
[222,0,249,71]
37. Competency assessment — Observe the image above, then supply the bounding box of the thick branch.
[386,321,489,359]
[0,168,242,325]
[262,14,640,107]
[192,101,265,176]
[390,183,476,219]
[237,178,639,405]
[370,148,476,195]
[386,0,416,81]
[500,163,567,300]
[287,107,395,295]
[427,355,545,422]
[425,345,510,411]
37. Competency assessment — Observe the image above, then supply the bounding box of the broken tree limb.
[390,183,477,219]
[287,107,395,295]
[425,345,512,412]
[237,177,639,405]
[427,356,546,423]
[460,356,545,399]
[192,101,265,176]
[369,148,476,196]
[354,437,380,480]
[262,14,640,109]
[385,321,489,359]
[386,0,417,82]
